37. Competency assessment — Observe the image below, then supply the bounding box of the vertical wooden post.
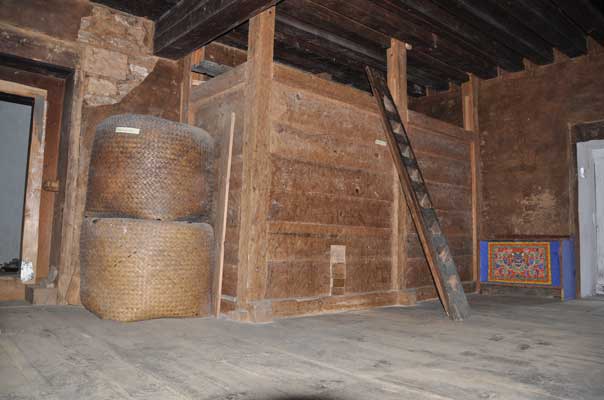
[237,7,276,321]
[387,40,408,121]
[56,71,85,305]
[462,74,481,291]
[191,47,206,83]
[387,39,414,304]
[179,54,192,124]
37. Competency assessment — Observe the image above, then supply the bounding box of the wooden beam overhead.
[93,0,177,19]
[154,0,281,59]
[431,0,554,65]
[276,16,464,88]
[217,22,436,94]
[317,0,498,78]
[277,0,390,49]
[384,0,524,72]
[552,0,604,43]
[277,1,469,85]
[497,0,586,57]
[216,24,379,91]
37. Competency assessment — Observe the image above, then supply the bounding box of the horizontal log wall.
[267,65,477,316]
[189,61,477,319]
[406,111,477,301]
[267,65,396,318]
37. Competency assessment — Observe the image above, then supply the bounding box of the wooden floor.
[1,295,602,400]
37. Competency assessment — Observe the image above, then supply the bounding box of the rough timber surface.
[1,295,603,399]
[190,65,247,304]
[189,59,478,318]
[366,67,470,320]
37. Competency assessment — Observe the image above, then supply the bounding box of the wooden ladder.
[366,67,471,321]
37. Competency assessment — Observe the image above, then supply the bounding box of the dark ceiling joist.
[317,0,497,79]
[432,0,554,65]
[497,0,586,57]
[217,26,380,93]
[277,0,390,50]
[275,15,385,72]
[192,60,233,77]
[154,0,281,59]
[93,0,177,19]
[217,23,431,95]
[275,16,453,90]
[278,0,468,85]
[552,0,604,43]
[385,0,524,72]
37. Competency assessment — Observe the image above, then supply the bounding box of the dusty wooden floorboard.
[0,296,602,400]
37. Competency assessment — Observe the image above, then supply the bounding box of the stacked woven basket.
[80,114,215,322]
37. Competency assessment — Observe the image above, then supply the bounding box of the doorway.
[577,138,604,297]
[0,93,33,278]
[594,149,604,295]
[0,79,47,285]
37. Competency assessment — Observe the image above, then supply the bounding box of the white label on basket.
[375,139,387,146]
[115,126,140,135]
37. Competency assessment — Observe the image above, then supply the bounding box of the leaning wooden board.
[366,67,471,321]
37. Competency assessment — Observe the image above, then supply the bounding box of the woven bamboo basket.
[80,217,214,322]
[86,114,214,221]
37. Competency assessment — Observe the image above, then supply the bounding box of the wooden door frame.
[0,79,47,284]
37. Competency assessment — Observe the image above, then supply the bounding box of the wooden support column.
[387,39,414,305]
[462,74,481,292]
[57,72,85,305]
[387,40,408,122]
[237,7,276,322]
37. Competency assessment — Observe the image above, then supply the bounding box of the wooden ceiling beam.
[277,19,451,90]
[278,1,468,85]
[551,0,604,43]
[431,0,554,65]
[316,0,497,79]
[92,0,177,19]
[497,0,586,57]
[276,14,467,86]
[277,0,390,49]
[385,0,524,72]
[217,25,429,96]
[217,27,374,91]
[154,0,281,59]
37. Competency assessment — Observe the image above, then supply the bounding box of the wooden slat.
[211,112,235,316]
[366,67,470,320]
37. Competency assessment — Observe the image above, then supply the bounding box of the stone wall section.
[78,5,159,106]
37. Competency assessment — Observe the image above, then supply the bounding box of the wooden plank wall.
[267,65,397,317]
[189,59,478,319]
[406,111,477,301]
[189,63,247,315]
